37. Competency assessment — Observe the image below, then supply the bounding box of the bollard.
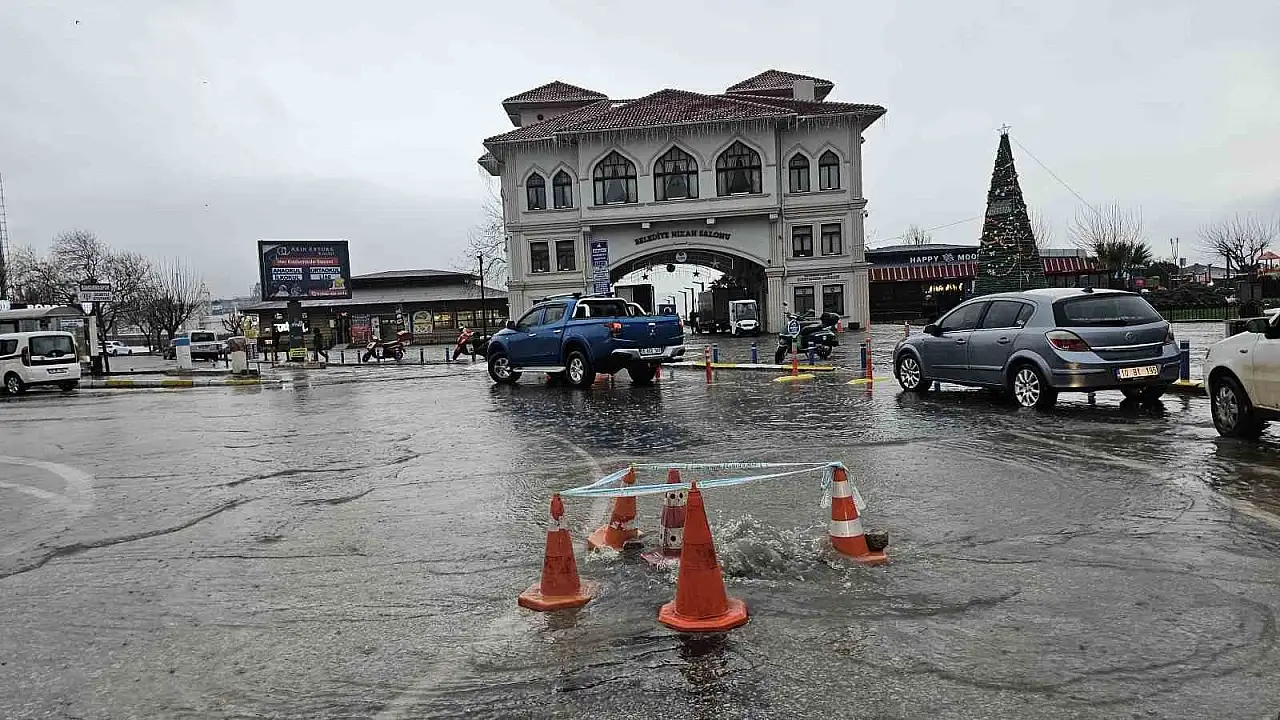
[445,347,451,362]
[712,343,719,364]
[791,347,799,376]
[904,321,910,338]
[750,341,758,364]
[340,349,345,365]
[807,346,815,365]
[859,342,868,374]
[1179,339,1191,382]
[704,345,713,383]
[420,348,425,365]
[865,334,874,382]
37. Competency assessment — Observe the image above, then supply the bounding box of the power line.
[873,215,984,246]
[1008,134,1096,214]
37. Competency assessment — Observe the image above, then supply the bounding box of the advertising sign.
[589,237,610,295]
[412,310,433,339]
[258,240,352,301]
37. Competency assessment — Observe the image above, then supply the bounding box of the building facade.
[240,269,507,347]
[479,70,886,332]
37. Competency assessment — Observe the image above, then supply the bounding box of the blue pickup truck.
[486,294,686,386]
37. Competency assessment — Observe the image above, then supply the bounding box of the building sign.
[589,237,610,295]
[258,239,352,301]
[412,310,433,337]
[907,251,978,265]
[76,283,114,303]
[634,229,732,246]
[793,273,840,282]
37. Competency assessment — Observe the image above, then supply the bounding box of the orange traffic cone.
[658,481,749,632]
[828,466,887,565]
[587,467,643,551]
[641,469,687,568]
[518,494,597,611]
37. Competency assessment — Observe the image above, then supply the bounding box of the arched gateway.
[479,71,886,333]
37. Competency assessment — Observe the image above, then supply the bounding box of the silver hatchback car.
[893,288,1180,408]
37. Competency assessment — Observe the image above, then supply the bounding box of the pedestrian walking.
[272,326,282,363]
[313,327,329,363]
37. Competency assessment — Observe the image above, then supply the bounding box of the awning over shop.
[870,262,976,283]
[1042,256,1100,274]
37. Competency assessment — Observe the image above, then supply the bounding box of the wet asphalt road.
[2,324,1279,719]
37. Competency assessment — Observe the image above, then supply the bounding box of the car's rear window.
[190,332,216,342]
[29,335,76,357]
[576,300,629,318]
[1053,294,1162,327]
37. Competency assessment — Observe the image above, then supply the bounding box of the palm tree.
[1093,240,1153,289]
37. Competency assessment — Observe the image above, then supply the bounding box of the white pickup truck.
[1205,309,1280,438]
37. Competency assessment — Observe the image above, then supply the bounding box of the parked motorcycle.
[774,310,840,364]
[363,330,411,363]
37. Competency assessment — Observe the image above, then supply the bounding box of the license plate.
[1116,365,1159,380]
[639,347,663,356]
[47,367,67,374]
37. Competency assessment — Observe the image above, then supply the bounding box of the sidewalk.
[81,375,283,389]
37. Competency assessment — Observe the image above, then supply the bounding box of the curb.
[1169,379,1205,396]
[671,361,838,373]
[83,377,283,390]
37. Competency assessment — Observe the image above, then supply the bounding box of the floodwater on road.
[1,327,1278,719]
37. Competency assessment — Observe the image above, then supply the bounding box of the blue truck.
[486,294,686,387]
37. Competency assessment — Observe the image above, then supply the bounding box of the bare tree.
[99,250,152,337]
[455,179,508,289]
[903,224,933,246]
[1029,209,1054,250]
[222,309,248,336]
[1069,205,1151,288]
[137,259,205,345]
[52,230,109,296]
[1199,213,1279,275]
[5,244,67,305]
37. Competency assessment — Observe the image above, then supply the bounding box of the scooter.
[363,330,411,363]
[774,310,840,364]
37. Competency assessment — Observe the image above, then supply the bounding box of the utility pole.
[477,254,488,338]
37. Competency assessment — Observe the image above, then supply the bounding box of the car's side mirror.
[923,324,941,337]
[505,320,516,331]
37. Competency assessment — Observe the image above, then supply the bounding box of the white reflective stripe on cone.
[830,481,853,499]
[829,518,865,537]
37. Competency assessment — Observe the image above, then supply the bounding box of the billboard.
[258,240,352,301]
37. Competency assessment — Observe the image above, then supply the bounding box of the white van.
[0,331,82,395]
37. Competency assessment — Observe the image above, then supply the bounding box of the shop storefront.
[242,269,508,347]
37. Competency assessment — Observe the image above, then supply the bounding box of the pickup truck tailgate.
[616,316,684,351]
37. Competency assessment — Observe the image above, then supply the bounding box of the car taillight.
[605,321,623,337]
[1046,330,1089,352]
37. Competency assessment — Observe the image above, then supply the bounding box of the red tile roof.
[721,93,886,119]
[561,89,792,134]
[726,70,835,98]
[484,100,613,144]
[502,81,607,107]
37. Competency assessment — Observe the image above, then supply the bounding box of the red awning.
[1260,250,1280,261]
[869,262,976,282]
[1041,256,1100,275]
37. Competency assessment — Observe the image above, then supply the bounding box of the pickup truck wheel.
[565,349,595,388]
[628,364,657,386]
[1211,375,1263,438]
[487,352,521,384]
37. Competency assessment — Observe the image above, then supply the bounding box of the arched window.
[716,141,762,196]
[818,151,840,190]
[788,154,810,193]
[593,152,637,205]
[552,170,573,209]
[526,173,546,210]
[653,147,699,201]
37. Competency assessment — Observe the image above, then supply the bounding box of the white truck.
[1205,308,1280,438]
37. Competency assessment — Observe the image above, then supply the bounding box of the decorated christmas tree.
[972,128,1047,295]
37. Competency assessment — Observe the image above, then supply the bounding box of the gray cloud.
[2,0,1277,296]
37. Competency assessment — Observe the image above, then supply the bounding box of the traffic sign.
[77,283,114,303]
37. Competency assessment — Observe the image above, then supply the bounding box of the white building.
[479,70,886,332]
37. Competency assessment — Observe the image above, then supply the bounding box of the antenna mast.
[0,173,9,300]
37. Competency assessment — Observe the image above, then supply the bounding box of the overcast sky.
[2,0,1277,297]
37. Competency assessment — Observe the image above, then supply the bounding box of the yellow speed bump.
[773,373,815,383]
[846,376,885,385]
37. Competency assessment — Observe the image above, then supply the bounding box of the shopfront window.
[822,284,845,315]
[793,286,816,317]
